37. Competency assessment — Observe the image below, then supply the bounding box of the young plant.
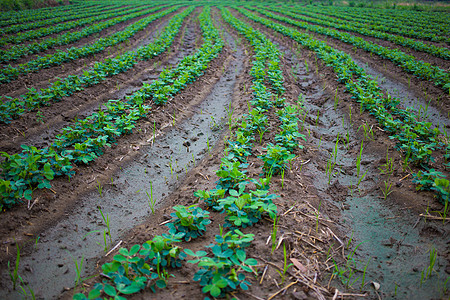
[166,205,211,242]
[380,181,394,200]
[271,216,278,254]
[275,243,293,284]
[96,180,103,197]
[356,140,367,186]
[8,243,21,290]
[99,208,112,245]
[146,181,156,214]
[185,230,257,299]
[260,143,295,175]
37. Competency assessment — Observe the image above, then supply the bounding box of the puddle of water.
[0,32,244,300]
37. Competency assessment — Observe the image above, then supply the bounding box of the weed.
[8,243,20,290]
[146,181,156,214]
[99,208,112,245]
[275,243,293,284]
[69,252,85,289]
[96,180,103,197]
[271,216,278,254]
[356,141,368,186]
[380,180,394,200]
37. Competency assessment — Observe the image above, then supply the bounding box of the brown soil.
[0,4,449,300]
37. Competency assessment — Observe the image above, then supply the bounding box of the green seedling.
[315,110,320,126]
[281,169,285,189]
[360,258,371,290]
[146,181,156,214]
[99,208,112,245]
[17,276,35,300]
[275,243,293,284]
[68,252,85,289]
[271,216,278,254]
[356,141,368,186]
[304,60,308,73]
[8,243,21,290]
[358,122,373,141]
[381,180,394,200]
[207,137,211,156]
[379,147,395,178]
[96,180,103,197]
[347,231,354,250]
[421,246,437,285]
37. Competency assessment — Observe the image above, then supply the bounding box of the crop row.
[302,6,449,43]
[0,5,179,84]
[248,7,450,92]
[74,6,305,299]
[307,5,450,38]
[0,4,165,63]
[1,3,122,35]
[0,4,224,211]
[0,3,163,48]
[0,2,91,26]
[266,4,450,60]
[236,7,449,204]
[0,6,188,124]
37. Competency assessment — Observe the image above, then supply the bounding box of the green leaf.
[87,288,101,299]
[43,163,54,180]
[104,284,117,297]
[236,249,246,262]
[129,244,140,256]
[156,279,167,289]
[244,258,258,266]
[210,285,221,297]
[118,283,142,295]
[73,293,87,300]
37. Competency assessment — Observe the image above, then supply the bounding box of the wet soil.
[0,5,449,300]
[248,8,450,128]
[0,7,199,154]
[233,7,450,299]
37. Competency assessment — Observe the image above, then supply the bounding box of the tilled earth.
[0,5,449,300]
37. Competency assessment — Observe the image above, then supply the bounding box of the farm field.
[0,1,449,299]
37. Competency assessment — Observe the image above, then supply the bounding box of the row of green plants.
[0,2,88,26]
[300,5,449,43]
[74,6,307,298]
[305,4,450,40]
[1,2,120,34]
[0,4,165,63]
[247,7,450,93]
[0,3,224,211]
[0,6,188,124]
[267,4,450,60]
[236,7,450,205]
[0,5,179,84]
[0,3,158,46]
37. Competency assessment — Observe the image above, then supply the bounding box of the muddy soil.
[247,8,450,118]
[232,6,450,299]
[0,7,200,154]
[0,5,449,300]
